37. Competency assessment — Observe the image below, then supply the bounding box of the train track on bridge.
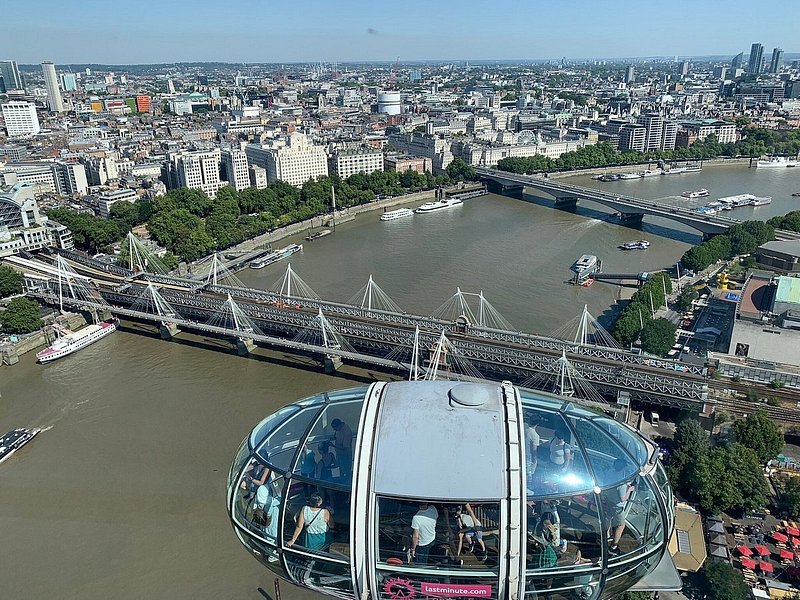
[22,251,712,410]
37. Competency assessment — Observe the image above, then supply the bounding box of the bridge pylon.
[206,294,263,353]
[270,264,319,299]
[432,288,514,331]
[130,282,183,338]
[348,275,403,313]
[125,232,169,276]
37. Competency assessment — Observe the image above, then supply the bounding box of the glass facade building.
[227,381,679,600]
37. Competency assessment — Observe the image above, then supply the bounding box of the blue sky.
[4,0,797,64]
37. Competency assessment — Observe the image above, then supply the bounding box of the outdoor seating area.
[730,518,800,595]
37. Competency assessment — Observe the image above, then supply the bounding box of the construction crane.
[389,56,400,90]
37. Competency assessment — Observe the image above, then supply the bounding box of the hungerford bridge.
[14,239,709,410]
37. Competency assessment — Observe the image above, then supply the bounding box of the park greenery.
[0,265,24,298]
[768,210,800,233]
[778,477,800,521]
[610,272,672,349]
[46,159,477,263]
[691,560,751,600]
[675,288,699,313]
[680,220,775,272]
[0,297,44,334]
[666,414,777,515]
[495,128,800,175]
[638,318,678,357]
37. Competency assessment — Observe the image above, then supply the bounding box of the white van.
[650,412,660,426]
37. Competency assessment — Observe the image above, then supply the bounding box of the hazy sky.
[4,0,797,64]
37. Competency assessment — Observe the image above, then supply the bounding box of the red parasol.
[755,545,771,556]
[781,548,794,560]
[773,531,789,543]
[737,545,754,556]
[741,557,757,570]
[787,527,800,537]
[759,561,774,573]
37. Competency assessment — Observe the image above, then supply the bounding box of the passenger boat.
[792,192,800,197]
[757,156,798,168]
[249,244,303,269]
[640,170,661,178]
[718,194,757,208]
[414,197,463,213]
[305,229,332,241]
[681,189,709,198]
[0,428,41,465]
[380,208,414,221]
[36,320,117,364]
[749,196,772,206]
[664,165,702,175]
[572,254,598,277]
[580,278,594,287]
[618,172,641,180]
[619,240,650,250]
[599,174,619,182]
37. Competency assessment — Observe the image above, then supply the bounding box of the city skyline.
[3,0,799,64]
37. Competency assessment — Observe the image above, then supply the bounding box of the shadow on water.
[116,320,391,385]
[518,192,701,245]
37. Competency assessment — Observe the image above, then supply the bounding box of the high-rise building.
[1,101,41,137]
[165,149,222,198]
[618,124,647,153]
[713,66,728,80]
[41,61,65,112]
[679,61,689,77]
[770,48,784,74]
[731,52,744,71]
[60,73,77,92]
[0,60,23,92]
[167,78,176,94]
[135,95,151,113]
[249,165,268,189]
[221,148,251,191]
[748,43,764,75]
[51,162,89,197]
[636,114,665,152]
[246,133,328,187]
[328,148,384,179]
[624,65,635,84]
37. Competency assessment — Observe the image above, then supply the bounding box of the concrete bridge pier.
[160,322,181,339]
[616,212,644,226]
[1,347,19,365]
[554,196,579,209]
[324,354,343,374]
[485,179,525,198]
[236,338,256,355]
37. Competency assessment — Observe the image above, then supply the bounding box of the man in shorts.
[453,503,487,561]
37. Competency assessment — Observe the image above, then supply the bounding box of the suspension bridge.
[11,234,711,410]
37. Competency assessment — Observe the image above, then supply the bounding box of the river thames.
[1,163,799,599]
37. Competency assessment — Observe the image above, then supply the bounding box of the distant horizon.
[3,0,798,65]
[11,53,800,71]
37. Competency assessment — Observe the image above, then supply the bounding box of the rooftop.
[776,276,800,306]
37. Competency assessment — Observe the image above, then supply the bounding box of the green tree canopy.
[667,419,709,494]
[640,318,677,356]
[779,477,800,520]
[0,297,43,334]
[691,444,769,514]
[694,560,750,600]
[0,265,24,298]
[446,157,476,182]
[731,410,784,463]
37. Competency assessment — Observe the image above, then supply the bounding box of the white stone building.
[1,101,40,137]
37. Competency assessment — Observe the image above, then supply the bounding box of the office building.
[624,65,635,84]
[0,60,23,91]
[713,66,728,80]
[248,165,268,189]
[0,183,50,256]
[619,124,647,153]
[165,149,223,198]
[41,61,65,112]
[246,133,328,188]
[96,188,138,219]
[52,162,89,197]
[384,155,431,174]
[60,73,77,92]
[748,43,764,75]
[221,148,251,191]
[135,95,151,113]
[770,48,784,74]
[1,101,41,137]
[731,52,744,72]
[83,155,119,186]
[328,148,384,179]
[679,61,689,77]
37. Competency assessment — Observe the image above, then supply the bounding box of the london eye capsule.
[227,380,679,599]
